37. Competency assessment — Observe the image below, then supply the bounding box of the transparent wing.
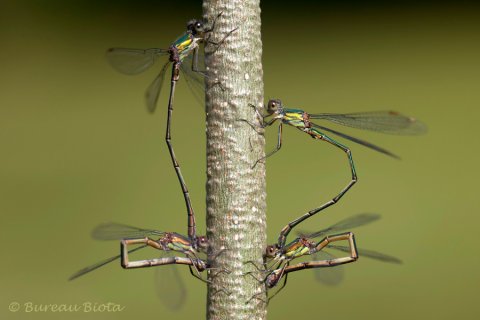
[154,251,187,310]
[312,250,345,286]
[301,213,381,239]
[180,50,206,108]
[91,222,165,241]
[106,48,169,75]
[145,62,170,113]
[329,245,403,264]
[312,123,400,159]
[68,244,147,280]
[309,111,427,135]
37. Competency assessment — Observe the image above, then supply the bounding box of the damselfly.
[107,14,235,246]
[69,222,209,281]
[245,232,358,304]
[69,223,230,309]
[246,99,426,249]
[245,213,402,302]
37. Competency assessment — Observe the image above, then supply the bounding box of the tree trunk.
[203,1,266,319]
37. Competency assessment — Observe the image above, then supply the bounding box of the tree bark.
[203,1,266,319]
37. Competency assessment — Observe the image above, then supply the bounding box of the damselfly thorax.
[281,109,311,129]
[281,237,315,259]
[169,33,202,63]
[156,232,195,252]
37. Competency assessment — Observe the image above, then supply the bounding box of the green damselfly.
[245,213,402,302]
[247,99,426,249]
[69,223,225,309]
[107,15,235,247]
[69,223,209,281]
[245,232,358,304]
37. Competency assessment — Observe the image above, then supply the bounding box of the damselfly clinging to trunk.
[68,222,210,282]
[69,223,228,309]
[107,14,236,248]
[245,231,358,304]
[245,99,426,249]
[245,213,402,303]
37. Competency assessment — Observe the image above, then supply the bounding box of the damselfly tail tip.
[375,147,401,160]
[391,153,401,160]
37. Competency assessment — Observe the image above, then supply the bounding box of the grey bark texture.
[203,1,267,319]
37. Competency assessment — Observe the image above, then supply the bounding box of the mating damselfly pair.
[238,98,424,302]
[70,10,426,308]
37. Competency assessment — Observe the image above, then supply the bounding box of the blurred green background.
[1,0,479,319]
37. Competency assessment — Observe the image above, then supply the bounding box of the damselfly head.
[187,20,206,36]
[266,99,282,115]
[265,244,280,258]
[196,235,209,252]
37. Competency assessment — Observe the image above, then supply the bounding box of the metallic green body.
[282,238,312,259]
[282,108,307,129]
[167,233,195,252]
[172,32,197,61]
[281,108,327,140]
